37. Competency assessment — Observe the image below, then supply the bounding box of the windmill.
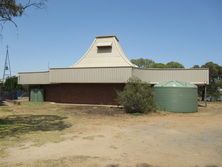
[2,45,11,82]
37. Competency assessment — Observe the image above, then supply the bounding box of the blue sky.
[0,0,222,75]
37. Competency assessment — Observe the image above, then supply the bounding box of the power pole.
[2,45,11,82]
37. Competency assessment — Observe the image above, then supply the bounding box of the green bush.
[3,76,22,91]
[117,77,155,113]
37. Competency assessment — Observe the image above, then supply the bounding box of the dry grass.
[0,101,222,167]
[0,102,125,157]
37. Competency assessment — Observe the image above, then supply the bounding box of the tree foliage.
[151,63,166,68]
[201,62,222,81]
[3,76,21,91]
[131,58,184,69]
[117,77,155,113]
[192,65,200,68]
[201,62,222,99]
[165,61,184,68]
[131,58,155,68]
[0,0,46,27]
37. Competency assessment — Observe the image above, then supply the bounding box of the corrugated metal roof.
[72,36,137,68]
[18,67,209,85]
[133,68,209,85]
[18,71,49,85]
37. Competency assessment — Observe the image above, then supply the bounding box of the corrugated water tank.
[154,80,197,112]
[30,88,44,102]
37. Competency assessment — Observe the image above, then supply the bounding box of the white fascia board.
[96,42,112,47]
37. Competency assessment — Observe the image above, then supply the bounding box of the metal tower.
[2,45,11,82]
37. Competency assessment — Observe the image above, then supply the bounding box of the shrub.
[117,77,155,113]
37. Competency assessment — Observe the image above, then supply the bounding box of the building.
[18,36,209,104]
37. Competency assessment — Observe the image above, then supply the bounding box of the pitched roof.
[72,36,137,68]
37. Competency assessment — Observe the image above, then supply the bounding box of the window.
[97,42,112,53]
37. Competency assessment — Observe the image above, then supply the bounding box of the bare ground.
[0,102,222,167]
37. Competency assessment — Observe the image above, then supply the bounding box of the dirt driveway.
[0,102,222,167]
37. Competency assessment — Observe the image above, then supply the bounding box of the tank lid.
[154,80,197,88]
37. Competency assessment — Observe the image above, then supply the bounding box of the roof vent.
[96,42,112,47]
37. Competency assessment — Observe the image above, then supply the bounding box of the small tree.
[1,76,23,100]
[117,77,155,113]
[3,76,20,91]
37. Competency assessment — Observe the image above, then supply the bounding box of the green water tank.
[154,81,197,113]
[30,88,44,102]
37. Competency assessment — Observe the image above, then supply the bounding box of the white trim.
[96,42,112,47]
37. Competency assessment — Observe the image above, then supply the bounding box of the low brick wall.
[41,83,125,105]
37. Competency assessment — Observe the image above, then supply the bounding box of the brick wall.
[41,83,125,105]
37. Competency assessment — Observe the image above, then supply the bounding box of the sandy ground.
[0,102,222,167]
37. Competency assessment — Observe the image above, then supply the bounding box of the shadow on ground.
[0,114,71,138]
[0,101,6,106]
